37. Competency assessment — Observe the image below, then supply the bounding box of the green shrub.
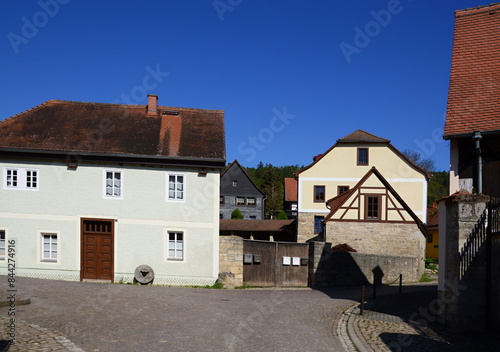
[231,208,243,219]
[276,210,288,219]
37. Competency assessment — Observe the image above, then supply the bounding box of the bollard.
[399,274,402,295]
[360,285,365,316]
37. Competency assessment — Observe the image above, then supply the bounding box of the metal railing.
[459,210,488,280]
[459,198,499,280]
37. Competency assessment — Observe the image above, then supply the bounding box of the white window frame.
[103,169,123,199]
[25,169,39,189]
[0,230,6,261]
[167,231,184,261]
[246,197,256,206]
[40,232,58,263]
[166,173,186,202]
[3,167,39,191]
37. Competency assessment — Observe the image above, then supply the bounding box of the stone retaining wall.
[219,236,244,288]
[309,242,423,287]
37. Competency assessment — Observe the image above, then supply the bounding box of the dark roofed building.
[444,3,500,197]
[0,95,225,166]
[0,95,225,286]
[220,160,265,220]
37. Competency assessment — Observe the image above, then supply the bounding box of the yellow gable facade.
[296,130,429,244]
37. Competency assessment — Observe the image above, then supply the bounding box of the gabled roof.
[284,177,298,202]
[336,129,390,143]
[296,129,431,179]
[221,160,265,196]
[444,3,500,138]
[324,166,428,236]
[0,99,226,164]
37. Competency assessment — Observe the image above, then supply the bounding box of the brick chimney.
[147,94,158,117]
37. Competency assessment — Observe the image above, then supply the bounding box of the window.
[167,174,185,201]
[168,232,183,260]
[314,186,325,202]
[246,197,256,206]
[41,233,57,262]
[104,170,122,198]
[366,196,381,220]
[427,233,433,243]
[232,180,238,187]
[236,197,245,206]
[6,169,17,188]
[249,216,257,220]
[26,170,38,188]
[314,216,324,234]
[220,196,224,205]
[3,168,39,190]
[220,214,223,219]
[357,148,369,165]
[0,230,5,261]
[338,186,350,195]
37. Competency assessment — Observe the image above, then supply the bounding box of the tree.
[276,210,288,219]
[231,208,243,219]
[427,171,449,206]
[402,149,436,173]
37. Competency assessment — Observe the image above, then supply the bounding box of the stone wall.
[437,194,490,332]
[325,221,426,262]
[218,236,244,288]
[309,242,422,287]
[297,212,325,243]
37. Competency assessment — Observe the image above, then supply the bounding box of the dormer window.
[357,148,369,165]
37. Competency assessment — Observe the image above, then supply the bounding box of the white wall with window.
[103,170,123,199]
[3,167,39,190]
[41,232,58,262]
[167,231,184,260]
[167,173,185,201]
[0,161,220,285]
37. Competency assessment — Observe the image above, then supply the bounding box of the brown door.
[81,218,114,281]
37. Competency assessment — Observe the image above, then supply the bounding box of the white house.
[0,95,225,285]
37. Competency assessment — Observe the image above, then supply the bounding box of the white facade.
[0,159,220,285]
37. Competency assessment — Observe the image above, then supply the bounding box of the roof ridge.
[456,2,500,16]
[337,129,390,143]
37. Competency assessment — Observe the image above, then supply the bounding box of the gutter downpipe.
[473,131,483,194]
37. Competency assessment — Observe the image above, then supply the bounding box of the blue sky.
[0,1,490,171]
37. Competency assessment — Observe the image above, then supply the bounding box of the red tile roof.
[0,99,225,162]
[337,129,390,143]
[284,177,298,202]
[444,3,500,137]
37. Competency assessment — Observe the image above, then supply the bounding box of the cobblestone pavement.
[1,276,361,352]
[340,283,500,352]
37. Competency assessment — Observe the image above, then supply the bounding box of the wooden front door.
[81,218,114,281]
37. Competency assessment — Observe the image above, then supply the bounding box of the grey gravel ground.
[2,277,498,352]
[1,276,359,352]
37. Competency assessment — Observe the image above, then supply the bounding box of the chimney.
[147,94,158,117]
